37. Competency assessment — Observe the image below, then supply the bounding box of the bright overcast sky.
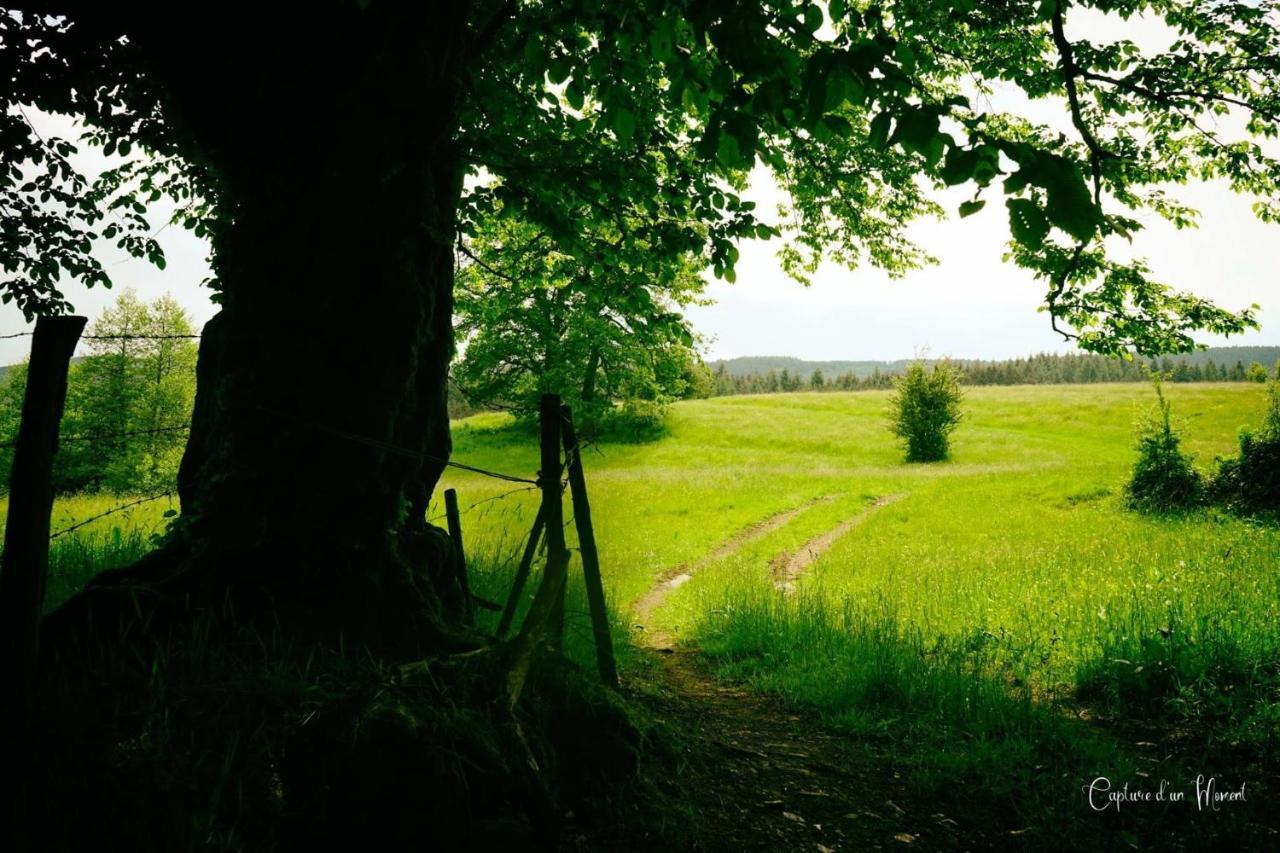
[2,10,1277,365]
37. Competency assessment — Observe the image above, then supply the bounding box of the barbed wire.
[2,326,595,540]
[59,423,191,443]
[0,422,192,451]
[260,405,541,486]
[48,490,175,540]
[426,484,539,523]
[0,331,201,341]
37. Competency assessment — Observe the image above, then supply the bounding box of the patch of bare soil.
[771,494,906,591]
[572,649,993,852]
[632,496,835,649]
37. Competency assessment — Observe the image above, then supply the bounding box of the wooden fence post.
[497,504,544,638]
[0,315,86,822]
[561,405,618,688]
[501,393,569,708]
[443,488,473,625]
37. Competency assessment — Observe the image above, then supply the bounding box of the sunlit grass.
[0,491,177,611]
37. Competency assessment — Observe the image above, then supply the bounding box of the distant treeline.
[710,349,1280,396]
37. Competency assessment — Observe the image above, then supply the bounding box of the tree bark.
[49,2,474,655]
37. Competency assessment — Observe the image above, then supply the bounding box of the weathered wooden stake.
[561,405,618,689]
[0,315,86,802]
[502,393,569,708]
[443,488,473,625]
[497,504,545,638]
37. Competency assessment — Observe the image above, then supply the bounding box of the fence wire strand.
[0,331,603,542]
[49,491,176,540]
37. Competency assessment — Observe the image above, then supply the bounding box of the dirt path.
[631,495,835,649]
[585,650,983,852]
[598,493,985,851]
[770,494,906,592]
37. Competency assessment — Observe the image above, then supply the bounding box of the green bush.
[887,361,963,462]
[598,398,668,443]
[1208,378,1280,515]
[1125,379,1203,512]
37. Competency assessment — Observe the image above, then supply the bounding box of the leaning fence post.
[561,405,618,688]
[443,488,473,625]
[0,315,86,766]
[501,394,569,708]
[497,504,545,638]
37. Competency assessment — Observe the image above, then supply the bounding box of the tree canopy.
[453,201,710,430]
[4,0,1278,359]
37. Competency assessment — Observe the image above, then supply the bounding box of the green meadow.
[440,382,1280,842]
[19,382,1280,843]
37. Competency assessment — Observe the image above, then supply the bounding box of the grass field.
[448,382,1280,844]
[15,382,1280,844]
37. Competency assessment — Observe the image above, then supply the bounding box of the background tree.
[888,360,964,462]
[0,289,196,493]
[1126,375,1203,512]
[453,206,709,434]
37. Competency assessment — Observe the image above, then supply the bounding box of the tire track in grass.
[632,494,836,648]
[770,493,907,592]
[617,491,974,852]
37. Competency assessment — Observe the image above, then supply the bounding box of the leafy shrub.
[598,398,668,443]
[1125,378,1203,512]
[1208,378,1280,515]
[887,360,963,462]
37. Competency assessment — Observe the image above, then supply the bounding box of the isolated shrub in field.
[887,361,963,462]
[1208,378,1280,515]
[1125,379,1203,512]
[599,398,668,443]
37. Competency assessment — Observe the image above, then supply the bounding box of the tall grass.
[0,492,174,611]
[693,578,1274,845]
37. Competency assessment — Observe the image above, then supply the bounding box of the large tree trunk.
[49,2,474,655]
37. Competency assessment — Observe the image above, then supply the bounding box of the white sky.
[2,10,1277,365]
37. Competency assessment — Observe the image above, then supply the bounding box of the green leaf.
[868,111,892,149]
[895,42,917,72]
[802,3,824,32]
[959,199,986,218]
[889,107,940,158]
[721,114,758,167]
[565,81,585,111]
[611,107,636,144]
[717,132,741,168]
[547,56,573,85]
[1007,198,1050,248]
[821,114,853,138]
[1043,162,1099,242]
[940,147,979,186]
